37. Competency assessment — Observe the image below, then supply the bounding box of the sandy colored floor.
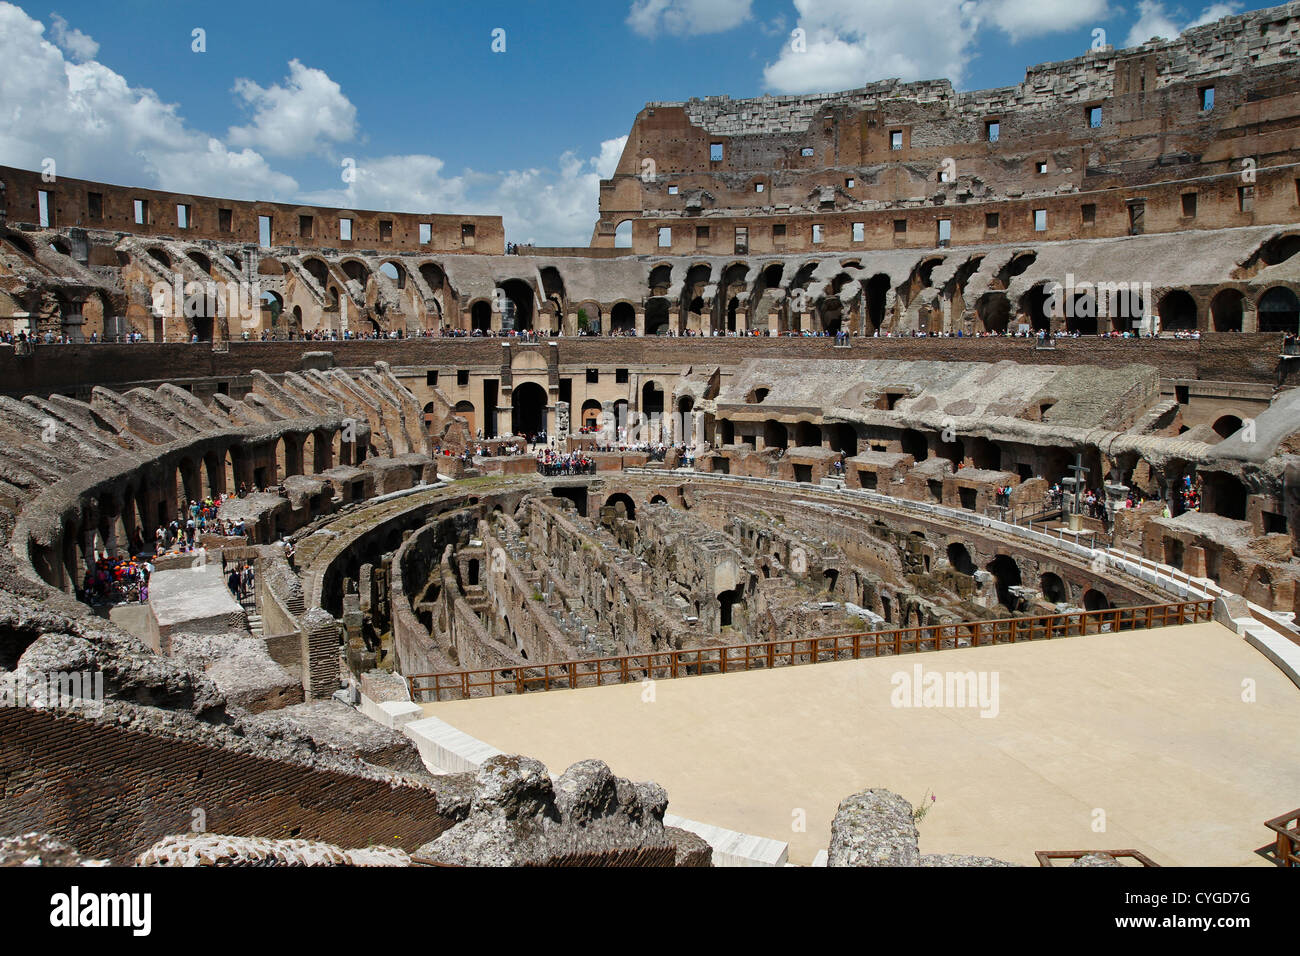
[425,621,1299,866]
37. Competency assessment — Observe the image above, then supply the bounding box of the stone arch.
[1040,571,1067,604]
[1258,285,1300,333]
[470,299,492,332]
[976,291,1011,333]
[1157,289,1198,332]
[1210,287,1245,332]
[1082,588,1110,611]
[606,493,636,521]
[610,301,635,333]
[511,381,547,436]
[986,554,1022,611]
[946,542,976,575]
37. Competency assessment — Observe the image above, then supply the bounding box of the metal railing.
[406,599,1212,703]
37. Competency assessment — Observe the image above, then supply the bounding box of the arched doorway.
[610,302,635,334]
[1258,287,1300,333]
[986,554,1022,611]
[471,300,492,332]
[1211,289,1244,332]
[511,381,547,437]
[498,279,534,332]
[1158,290,1198,332]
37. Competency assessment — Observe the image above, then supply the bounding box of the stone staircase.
[240,594,263,638]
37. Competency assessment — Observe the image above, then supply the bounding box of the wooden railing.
[406,599,1213,703]
[1265,808,1300,867]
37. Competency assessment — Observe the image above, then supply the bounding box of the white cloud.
[595,135,628,179]
[1123,1,1240,47]
[0,4,619,246]
[0,3,296,199]
[228,59,358,158]
[301,138,628,247]
[763,0,983,93]
[627,0,754,37]
[48,11,98,61]
[984,0,1112,42]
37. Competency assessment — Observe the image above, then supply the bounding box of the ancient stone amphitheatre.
[0,1,1298,877]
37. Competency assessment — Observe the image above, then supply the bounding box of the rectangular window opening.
[1200,86,1215,111]
[852,222,865,242]
[893,219,907,234]
[657,226,672,248]
[177,204,191,230]
[419,223,432,244]
[1081,203,1097,225]
[986,120,1000,142]
[37,190,53,228]
[218,208,232,233]
[890,130,903,150]
[379,219,393,242]
[133,199,148,226]
[340,218,353,241]
[1238,185,1255,213]
[298,214,313,238]
[258,215,272,248]
[1181,192,1197,218]
[710,142,724,162]
[1033,209,1047,232]
[1087,106,1102,128]
[87,192,103,221]
[811,224,824,244]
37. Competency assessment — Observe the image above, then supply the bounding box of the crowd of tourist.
[225,560,255,601]
[82,555,153,606]
[536,449,597,476]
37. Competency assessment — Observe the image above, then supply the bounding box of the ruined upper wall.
[648,2,1300,137]
[0,165,504,256]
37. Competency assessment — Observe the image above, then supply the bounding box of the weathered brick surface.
[0,707,453,864]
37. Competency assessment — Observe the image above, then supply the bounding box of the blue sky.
[0,0,1279,244]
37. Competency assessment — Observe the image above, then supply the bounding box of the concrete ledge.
[1241,625,1300,691]
[402,715,504,774]
[663,813,789,867]
[358,692,423,730]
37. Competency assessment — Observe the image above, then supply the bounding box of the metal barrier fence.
[407,599,1212,703]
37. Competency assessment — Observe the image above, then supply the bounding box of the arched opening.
[947,543,976,575]
[380,261,406,289]
[147,247,172,268]
[1082,589,1110,611]
[727,296,741,333]
[1065,290,1098,335]
[976,291,1011,333]
[645,297,671,336]
[303,257,330,287]
[900,428,929,462]
[1019,285,1052,332]
[186,250,212,275]
[650,494,669,505]
[718,584,744,628]
[795,421,819,448]
[1040,572,1067,604]
[471,300,492,332]
[863,274,894,335]
[581,399,603,431]
[986,554,1022,611]
[1210,289,1244,332]
[510,381,547,437]
[614,220,633,248]
[1258,286,1300,333]
[606,493,636,521]
[610,302,635,334]
[498,279,534,332]
[454,400,476,435]
[1212,415,1243,440]
[763,420,788,450]
[829,423,857,455]
[1157,290,1198,332]
[641,380,665,428]
[649,264,673,296]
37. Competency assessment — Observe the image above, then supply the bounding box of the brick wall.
[0,706,454,864]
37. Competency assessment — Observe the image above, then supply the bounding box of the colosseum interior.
[1,1,1299,883]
